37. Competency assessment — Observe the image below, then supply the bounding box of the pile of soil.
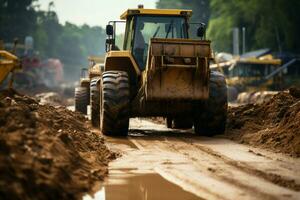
[14,82,75,106]
[35,92,73,107]
[0,89,115,199]
[226,88,300,157]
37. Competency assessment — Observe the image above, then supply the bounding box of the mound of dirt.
[226,88,300,157]
[35,92,71,106]
[0,89,116,199]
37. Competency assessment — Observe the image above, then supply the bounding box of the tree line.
[1,0,299,67]
[157,0,300,54]
[0,0,106,78]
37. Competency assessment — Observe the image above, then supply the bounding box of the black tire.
[75,86,89,114]
[90,77,101,127]
[173,118,193,129]
[227,86,238,102]
[194,71,228,136]
[166,117,173,128]
[100,71,130,136]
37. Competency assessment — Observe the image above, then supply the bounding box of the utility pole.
[233,27,239,56]
[242,27,246,54]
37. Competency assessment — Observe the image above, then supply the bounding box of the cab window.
[133,16,187,70]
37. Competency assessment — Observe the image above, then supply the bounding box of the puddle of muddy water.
[84,120,202,200]
[84,173,200,200]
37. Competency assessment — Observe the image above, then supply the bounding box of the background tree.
[207,0,300,54]
[157,0,300,54]
[156,0,210,39]
[156,0,210,25]
[156,0,210,24]
[1,0,107,81]
[0,0,37,42]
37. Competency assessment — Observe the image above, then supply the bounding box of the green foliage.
[156,0,210,39]
[55,23,105,65]
[0,0,37,41]
[156,0,183,10]
[208,0,300,53]
[156,0,210,24]
[0,0,106,73]
[33,9,106,66]
[34,10,63,58]
[157,0,300,54]
[207,16,234,52]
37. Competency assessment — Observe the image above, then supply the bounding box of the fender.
[104,51,141,76]
[89,63,103,79]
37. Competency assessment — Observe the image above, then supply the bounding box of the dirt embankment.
[15,83,75,106]
[0,89,116,200]
[226,88,300,157]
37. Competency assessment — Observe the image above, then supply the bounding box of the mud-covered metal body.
[143,38,210,101]
[96,7,227,136]
[130,38,211,117]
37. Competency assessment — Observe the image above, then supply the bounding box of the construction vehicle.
[212,54,282,101]
[2,37,40,87]
[74,56,104,127]
[211,51,300,102]
[75,6,228,136]
[0,40,21,88]
[2,37,64,89]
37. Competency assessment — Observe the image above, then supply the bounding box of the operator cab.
[124,15,188,69]
[106,7,205,70]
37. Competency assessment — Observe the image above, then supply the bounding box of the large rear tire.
[194,71,228,136]
[100,71,130,136]
[75,86,89,114]
[90,77,100,127]
[173,118,193,129]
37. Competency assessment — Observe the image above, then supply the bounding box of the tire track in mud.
[130,139,242,200]
[134,137,281,200]
[181,138,300,191]
[172,136,300,195]
[127,120,300,200]
[135,120,300,192]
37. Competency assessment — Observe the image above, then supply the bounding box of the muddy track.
[100,119,300,200]
[180,138,300,191]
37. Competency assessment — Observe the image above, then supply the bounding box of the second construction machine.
[75,6,228,136]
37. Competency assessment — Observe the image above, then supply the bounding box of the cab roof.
[120,8,193,20]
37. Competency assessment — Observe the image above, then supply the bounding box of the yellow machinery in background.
[217,54,282,88]
[74,55,105,127]
[210,54,284,101]
[0,40,21,88]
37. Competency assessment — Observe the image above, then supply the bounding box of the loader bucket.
[144,38,211,101]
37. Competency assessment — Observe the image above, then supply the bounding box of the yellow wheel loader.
[74,56,104,125]
[94,6,228,136]
[0,40,21,88]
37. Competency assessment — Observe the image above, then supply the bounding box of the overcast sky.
[39,0,157,27]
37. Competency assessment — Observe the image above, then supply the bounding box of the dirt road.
[88,118,300,200]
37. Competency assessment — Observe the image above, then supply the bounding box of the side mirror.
[197,26,205,38]
[106,24,113,36]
